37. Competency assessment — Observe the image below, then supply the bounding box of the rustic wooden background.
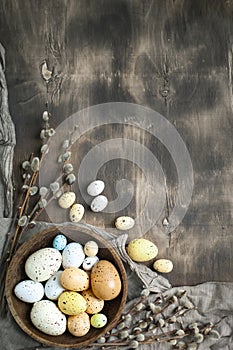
[0,0,232,287]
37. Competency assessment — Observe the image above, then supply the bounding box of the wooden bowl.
[5,225,128,348]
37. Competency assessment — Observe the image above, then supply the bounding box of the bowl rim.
[5,225,128,348]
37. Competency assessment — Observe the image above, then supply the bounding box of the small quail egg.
[53,234,67,250]
[126,238,158,262]
[84,241,99,257]
[153,259,173,273]
[91,313,107,328]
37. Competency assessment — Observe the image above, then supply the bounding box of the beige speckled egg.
[58,291,87,315]
[126,238,158,262]
[60,267,90,291]
[25,248,62,282]
[115,216,135,230]
[84,241,99,257]
[30,300,66,335]
[69,203,85,222]
[58,192,76,209]
[153,259,173,273]
[68,312,90,336]
[82,289,104,314]
[91,260,122,300]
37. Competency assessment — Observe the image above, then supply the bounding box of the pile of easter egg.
[14,235,122,337]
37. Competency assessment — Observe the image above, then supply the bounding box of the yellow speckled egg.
[58,291,87,315]
[68,312,90,336]
[126,238,158,262]
[60,267,89,291]
[91,260,121,300]
[82,289,104,314]
[153,259,173,273]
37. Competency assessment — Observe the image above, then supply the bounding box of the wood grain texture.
[0,0,232,286]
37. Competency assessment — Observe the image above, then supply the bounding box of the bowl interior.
[5,225,128,348]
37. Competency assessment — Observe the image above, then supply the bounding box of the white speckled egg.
[87,180,105,196]
[62,242,85,269]
[30,300,66,336]
[115,216,135,230]
[153,259,174,273]
[25,248,62,282]
[82,256,99,271]
[90,195,108,212]
[45,271,65,300]
[84,241,99,257]
[69,203,85,222]
[126,238,158,262]
[14,280,44,303]
[58,192,76,209]
[53,234,67,250]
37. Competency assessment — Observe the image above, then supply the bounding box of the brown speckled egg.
[60,267,90,291]
[91,260,122,300]
[68,312,90,336]
[82,289,104,314]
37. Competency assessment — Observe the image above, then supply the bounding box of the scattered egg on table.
[30,300,66,336]
[87,180,105,196]
[91,260,122,300]
[82,256,99,271]
[58,192,76,209]
[153,259,174,273]
[25,248,62,282]
[45,271,65,300]
[58,291,87,315]
[90,313,107,328]
[14,280,44,303]
[90,195,108,212]
[60,267,89,291]
[84,240,99,257]
[62,242,85,269]
[69,203,85,222]
[115,216,135,230]
[68,312,91,336]
[126,238,158,262]
[82,289,104,314]
[53,234,67,250]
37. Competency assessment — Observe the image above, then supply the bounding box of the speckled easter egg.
[91,260,122,300]
[82,256,99,271]
[68,312,90,336]
[14,280,44,303]
[58,192,76,209]
[60,267,90,291]
[62,242,85,269]
[153,259,173,273]
[45,271,65,300]
[69,203,85,222]
[53,234,67,250]
[126,238,158,262]
[90,195,108,212]
[58,291,87,315]
[84,241,99,257]
[30,300,66,335]
[115,216,135,230]
[82,289,104,314]
[90,313,107,328]
[87,180,105,196]
[25,248,62,282]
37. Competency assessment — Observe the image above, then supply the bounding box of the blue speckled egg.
[53,234,67,251]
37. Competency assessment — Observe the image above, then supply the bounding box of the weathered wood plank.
[0,0,232,286]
